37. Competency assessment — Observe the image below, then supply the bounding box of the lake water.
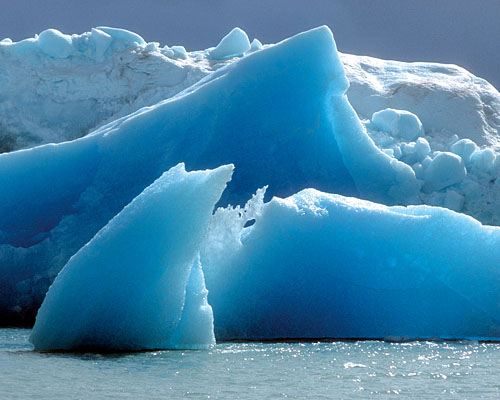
[2,328,500,399]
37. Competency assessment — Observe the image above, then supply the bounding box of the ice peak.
[208,27,250,60]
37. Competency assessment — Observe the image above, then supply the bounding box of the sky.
[1,0,500,89]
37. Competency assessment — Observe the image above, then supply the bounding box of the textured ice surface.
[30,163,230,351]
[342,54,500,148]
[0,27,218,152]
[203,189,500,340]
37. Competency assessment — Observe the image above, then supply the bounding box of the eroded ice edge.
[0,26,499,348]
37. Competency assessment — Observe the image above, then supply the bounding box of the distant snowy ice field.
[0,25,500,350]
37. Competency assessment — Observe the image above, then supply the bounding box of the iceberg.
[0,26,352,324]
[30,163,230,351]
[203,189,500,341]
[0,24,499,342]
[1,25,430,324]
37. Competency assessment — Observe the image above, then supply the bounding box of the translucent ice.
[204,189,500,340]
[249,38,263,53]
[30,163,231,351]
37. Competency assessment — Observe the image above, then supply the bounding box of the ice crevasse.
[0,25,498,346]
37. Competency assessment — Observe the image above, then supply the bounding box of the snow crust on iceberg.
[340,54,500,225]
[203,188,500,341]
[342,54,500,148]
[30,163,230,351]
[0,27,221,152]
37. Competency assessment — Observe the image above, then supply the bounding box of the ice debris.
[372,108,424,141]
[423,152,467,192]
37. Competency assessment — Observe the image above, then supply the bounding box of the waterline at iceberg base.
[0,25,499,349]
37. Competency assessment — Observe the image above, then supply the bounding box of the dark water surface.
[2,329,500,399]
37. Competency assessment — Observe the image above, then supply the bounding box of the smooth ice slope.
[203,189,500,340]
[30,163,230,351]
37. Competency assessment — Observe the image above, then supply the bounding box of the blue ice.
[30,163,230,351]
[204,189,500,341]
[0,25,498,344]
